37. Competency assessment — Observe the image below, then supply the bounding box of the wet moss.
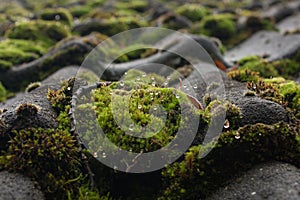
[175,4,211,22]
[160,121,300,199]
[40,8,73,26]
[199,14,237,40]
[5,20,71,48]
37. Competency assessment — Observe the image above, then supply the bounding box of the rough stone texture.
[186,70,288,126]
[261,1,300,22]
[206,162,300,200]
[277,14,300,34]
[0,171,44,200]
[225,31,300,62]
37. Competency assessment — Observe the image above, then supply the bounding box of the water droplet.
[129,124,134,132]
[176,94,180,99]
[193,84,198,89]
[150,92,154,96]
[183,84,187,89]
[136,76,140,81]
[120,81,124,87]
[155,92,159,96]
[109,91,113,95]
[164,81,168,87]
[167,76,171,81]
[102,152,106,158]
[129,149,133,152]
[55,15,61,20]
[138,104,142,109]
[153,106,157,111]
[253,86,257,89]
[142,72,146,78]
[235,132,240,139]
[93,152,98,158]
[114,166,118,170]
[224,119,230,129]
[124,72,128,76]
[67,86,71,91]
[251,192,256,196]
[152,81,156,87]
[151,76,155,81]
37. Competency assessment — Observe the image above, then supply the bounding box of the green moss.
[160,121,300,199]
[175,4,211,22]
[0,82,7,102]
[70,6,93,18]
[75,81,196,154]
[238,56,300,79]
[199,14,237,40]
[264,78,300,118]
[0,39,47,70]
[5,20,71,48]
[0,127,83,199]
[0,60,12,71]
[115,0,149,12]
[40,8,73,26]
[227,68,260,82]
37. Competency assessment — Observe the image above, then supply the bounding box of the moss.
[0,127,84,199]
[264,78,300,118]
[238,56,300,79]
[199,14,237,40]
[0,39,46,70]
[40,8,73,26]
[227,68,260,82]
[75,81,195,154]
[115,0,149,12]
[160,121,299,199]
[246,79,284,105]
[25,82,41,93]
[5,20,71,48]
[245,15,276,32]
[0,60,12,71]
[0,38,47,69]
[70,6,93,18]
[175,4,211,22]
[0,82,7,102]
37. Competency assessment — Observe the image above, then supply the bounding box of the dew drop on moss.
[224,119,230,129]
[235,132,241,139]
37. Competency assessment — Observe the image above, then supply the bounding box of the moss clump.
[75,81,197,154]
[246,79,284,105]
[0,39,47,70]
[199,14,237,40]
[264,78,300,119]
[175,4,211,22]
[70,6,93,18]
[160,122,299,199]
[227,68,260,82]
[0,127,83,199]
[40,8,73,26]
[245,15,276,32]
[114,0,149,12]
[5,20,71,48]
[238,56,300,79]
[0,82,7,102]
